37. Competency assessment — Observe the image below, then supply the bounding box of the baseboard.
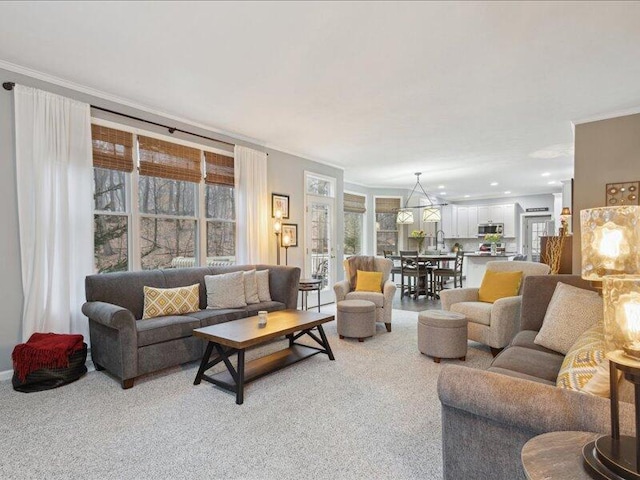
[0,369,13,382]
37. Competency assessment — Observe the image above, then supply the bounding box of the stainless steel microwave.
[477,223,504,236]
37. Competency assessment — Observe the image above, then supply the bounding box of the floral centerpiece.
[484,233,502,254]
[410,230,426,253]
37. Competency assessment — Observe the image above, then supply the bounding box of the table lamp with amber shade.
[580,206,640,479]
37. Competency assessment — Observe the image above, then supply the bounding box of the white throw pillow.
[243,269,260,304]
[205,271,247,309]
[534,282,603,355]
[255,269,272,302]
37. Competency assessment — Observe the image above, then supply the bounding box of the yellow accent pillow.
[477,270,523,303]
[142,284,200,319]
[355,270,383,293]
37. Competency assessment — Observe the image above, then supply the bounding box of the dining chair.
[433,250,464,293]
[399,250,429,299]
[383,250,401,284]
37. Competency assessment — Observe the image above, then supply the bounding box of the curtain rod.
[3,81,248,151]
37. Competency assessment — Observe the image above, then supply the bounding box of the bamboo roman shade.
[138,135,202,183]
[204,152,234,186]
[91,124,134,172]
[375,197,400,214]
[344,193,366,214]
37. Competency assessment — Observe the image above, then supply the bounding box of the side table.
[521,431,601,480]
[298,278,322,312]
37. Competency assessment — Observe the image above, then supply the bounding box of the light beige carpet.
[0,306,493,479]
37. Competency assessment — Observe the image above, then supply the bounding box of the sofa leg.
[433,357,441,363]
[94,362,105,371]
[358,338,364,342]
[490,347,502,357]
[459,356,466,361]
[121,378,134,389]
[339,335,345,339]
[385,323,392,333]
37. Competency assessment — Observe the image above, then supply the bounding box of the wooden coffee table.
[193,309,335,404]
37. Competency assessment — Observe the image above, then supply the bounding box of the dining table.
[388,253,458,299]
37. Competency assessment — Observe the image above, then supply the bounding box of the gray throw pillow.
[243,269,260,304]
[255,269,272,302]
[205,271,247,309]
[534,282,603,355]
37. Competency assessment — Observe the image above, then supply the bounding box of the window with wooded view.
[92,124,235,273]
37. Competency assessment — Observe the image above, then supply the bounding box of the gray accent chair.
[82,265,300,388]
[333,257,396,332]
[440,260,551,355]
[438,274,636,480]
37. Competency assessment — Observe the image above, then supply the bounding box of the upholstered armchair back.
[343,256,392,288]
[485,261,551,295]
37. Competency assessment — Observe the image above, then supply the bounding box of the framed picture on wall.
[272,193,290,218]
[281,223,298,247]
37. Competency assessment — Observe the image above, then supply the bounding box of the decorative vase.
[416,238,424,254]
[490,243,497,255]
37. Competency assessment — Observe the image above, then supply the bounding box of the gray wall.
[573,113,640,272]
[0,66,343,372]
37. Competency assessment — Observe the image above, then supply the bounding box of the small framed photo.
[272,193,290,219]
[281,223,298,247]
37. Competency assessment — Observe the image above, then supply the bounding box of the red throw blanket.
[12,333,84,382]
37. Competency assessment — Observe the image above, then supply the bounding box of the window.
[91,123,236,272]
[375,197,401,255]
[306,175,333,197]
[92,125,133,272]
[343,192,366,256]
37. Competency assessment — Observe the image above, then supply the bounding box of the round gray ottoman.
[337,299,376,342]
[418,310,467,363]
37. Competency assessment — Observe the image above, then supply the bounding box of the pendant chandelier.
[396,172,443,224]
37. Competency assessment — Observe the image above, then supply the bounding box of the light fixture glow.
[541,172,550,177]
[438,185,445,189]
[490,182,498,186]
[422,207,441,223]
[548,181,556,185]
[464,195,470,198]
[504,191,511,194]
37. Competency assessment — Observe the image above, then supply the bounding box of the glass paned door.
[524,215,551,262]
[305,195,335,305]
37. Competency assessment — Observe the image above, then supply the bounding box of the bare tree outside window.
[93,168,128,272]
[344,212,363,255]
[376,212,398,255]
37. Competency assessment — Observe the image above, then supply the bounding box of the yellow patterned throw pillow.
[142,284,200,319]
[556,324,605,393]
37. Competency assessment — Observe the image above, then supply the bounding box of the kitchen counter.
[465,253,516,287]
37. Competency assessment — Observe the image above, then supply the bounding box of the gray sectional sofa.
[82,265,300,388]
[438,274,636,480]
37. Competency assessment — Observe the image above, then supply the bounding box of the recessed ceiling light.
[548,181,556,185]
[464,195,470,198]
[490,182,498,186]
[504,191,511,194]
[438,185,445,189]
[541,172,550,177]
[440,192,447,195]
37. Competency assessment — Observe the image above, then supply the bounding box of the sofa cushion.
[450,301,493,326]
[243,270,260,304]
[487,366,556,386]
[478,270,523,303]
[255,269,272,302]
[489,346,564,383]
[136,315,200,347]
[186,308,248,327]
[534,282,603,355]
[345,291,384,307]
[205,271,247,309]
[142,284,200,319]
[510,330,561,355]
[556,324,606,393]
[245,301,286,314]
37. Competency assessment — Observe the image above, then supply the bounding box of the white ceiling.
[1,1,640,200]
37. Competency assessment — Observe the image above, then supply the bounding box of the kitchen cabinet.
[456,206,469,238]
[503,204,516,237]
[446,203,517,239]
[441,204,458,238]
[478,205,504,224]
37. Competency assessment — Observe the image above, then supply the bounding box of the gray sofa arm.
[82,301,136,330]
[438,365,635,479]
[440,287,479,311]
[82,301,138,383]
[333,280,350,302]
[259,265,300,309]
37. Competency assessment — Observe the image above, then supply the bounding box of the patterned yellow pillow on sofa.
[142,284,200,319]
[556,323,605,392]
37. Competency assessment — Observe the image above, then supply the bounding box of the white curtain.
[14,85,93,341]
[234,145,269,264]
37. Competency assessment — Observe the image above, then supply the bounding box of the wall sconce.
[282,234,291,266]
[274,210,282,266]
[580,206,640,479]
